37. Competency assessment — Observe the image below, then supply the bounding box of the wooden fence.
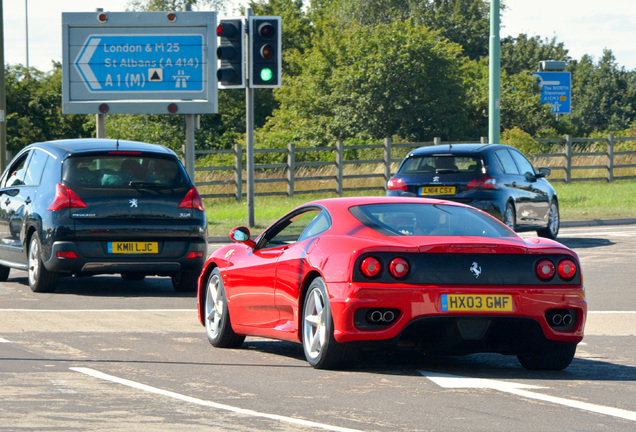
[188,135,636,200]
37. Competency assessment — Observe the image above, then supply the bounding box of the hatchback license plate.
[108,242,158,254]
[440,294,513,312]
[419,186,456,195]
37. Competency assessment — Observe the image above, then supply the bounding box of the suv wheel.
[28,232,59,293]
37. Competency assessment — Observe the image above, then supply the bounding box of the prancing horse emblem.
[129,198,138,208]
[470,262,482,278]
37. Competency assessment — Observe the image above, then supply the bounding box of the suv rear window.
[63,154,188,189]
[399,155,483,174]
[350,203,515,237]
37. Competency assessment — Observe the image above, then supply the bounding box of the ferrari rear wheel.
[302,277,352,369]
[517,342,577,371]
[205,268,245,348]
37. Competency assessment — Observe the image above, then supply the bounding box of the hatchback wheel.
[205,268,245,348]
[28,232,59,293]
[302,277,353,369]
[171,271,198,292]
[0,265,10,282]
[537,200,560,239]
[503,202,516,231]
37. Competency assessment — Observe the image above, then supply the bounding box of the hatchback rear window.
[63,154,188,189]
[350,203,515,237]
[399,155,483,174]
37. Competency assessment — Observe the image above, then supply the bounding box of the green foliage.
[5,64,90,154]
[126,0,227,12]
[501,34,570,75]
[501,127,554,154]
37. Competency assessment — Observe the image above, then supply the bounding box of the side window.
[493,149,519,175]
[261,208,322,248]
[3,152,31,187]
[510,150,536,177]
[297,210,331,242]
[23,150,50,186]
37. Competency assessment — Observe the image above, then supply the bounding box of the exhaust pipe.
[562,314,572,326]
[552,314,563,325]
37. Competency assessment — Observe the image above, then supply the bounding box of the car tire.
[28,232,59,293]
[171,270,198,292]
[302,277,353,369]
[205,268,245,348]
[503,202,516,231]
[0,265,10,281]
[517,342,577,371]
[537,200,560,240]
[121,273,146,282]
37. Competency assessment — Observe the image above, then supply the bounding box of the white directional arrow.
[421,371,636,422]
[74,37,102,90]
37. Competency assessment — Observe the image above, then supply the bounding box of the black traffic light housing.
[217,19,245,89]
[249,16,281,88]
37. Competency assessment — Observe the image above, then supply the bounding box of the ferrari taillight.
[389,258,409,279]
[535,259,555,281]
[467,177,498,190]
[47,184,87,211]
[558,259,577,280]
[360,257,381,278]
[179,187,205,211]
[387,178,408,191]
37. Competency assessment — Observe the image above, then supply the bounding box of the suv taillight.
[387,178,408,191]
[467,177,498,190]
[47,184,87,211]
[179,187,205,211]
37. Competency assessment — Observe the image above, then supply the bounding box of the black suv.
[387,143,560,239]
[0,139,207,293]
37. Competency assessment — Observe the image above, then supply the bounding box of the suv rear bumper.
[45,240,207,276]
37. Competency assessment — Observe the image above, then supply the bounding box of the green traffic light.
[260,67,273,82]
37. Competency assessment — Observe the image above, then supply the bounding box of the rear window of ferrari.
[349,203,515,237]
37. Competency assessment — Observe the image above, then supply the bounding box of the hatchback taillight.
[47,184,87,211]
[467,177,498,190]
[387,178,408,191]
[179,187,205,211]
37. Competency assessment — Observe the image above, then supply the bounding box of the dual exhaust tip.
[546,308,577,330]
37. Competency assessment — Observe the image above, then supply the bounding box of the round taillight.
[536,259,555,281]
[389,258,409,279]
[361,257,381,278]
[558,259,577,280]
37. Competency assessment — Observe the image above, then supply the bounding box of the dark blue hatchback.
[0,139,207,293]
[387,143,560,239]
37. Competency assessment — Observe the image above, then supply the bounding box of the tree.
[260,19,472,147]
[126,0,227,12]
[501,34,570,76]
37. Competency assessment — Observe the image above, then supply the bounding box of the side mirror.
[537,167,552,178]
[229,226,256,249]
[0,188,19,197]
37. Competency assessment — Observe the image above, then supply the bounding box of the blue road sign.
[75,34,204,93]
[532,72,571,114]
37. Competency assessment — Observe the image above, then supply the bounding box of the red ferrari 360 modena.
[197,197,586,370]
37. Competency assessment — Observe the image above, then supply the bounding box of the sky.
[3,0,636,72]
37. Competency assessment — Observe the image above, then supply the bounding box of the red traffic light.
[258,22,275,38]
[217,22,237,37]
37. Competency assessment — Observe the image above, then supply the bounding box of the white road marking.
[71,367,364,432]
[422,371,636,422]
[0,337,10,343]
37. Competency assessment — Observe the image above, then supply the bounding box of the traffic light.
[217,19,245,89]
[249,16,281,88]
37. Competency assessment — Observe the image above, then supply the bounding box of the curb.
[208,218,636,244]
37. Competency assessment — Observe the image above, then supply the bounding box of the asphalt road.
[1,224,635,431]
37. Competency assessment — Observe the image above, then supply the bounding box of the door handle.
[4,198,9,205]
[25,197,31,204]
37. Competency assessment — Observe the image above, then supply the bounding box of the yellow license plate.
[108,242,158,254]
[419,186,456,195]
[441,294,513,312]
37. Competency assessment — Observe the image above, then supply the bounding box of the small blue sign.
[74,34,204,93]
[532,71,571,114]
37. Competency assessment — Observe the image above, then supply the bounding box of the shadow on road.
[557,237,614,249]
